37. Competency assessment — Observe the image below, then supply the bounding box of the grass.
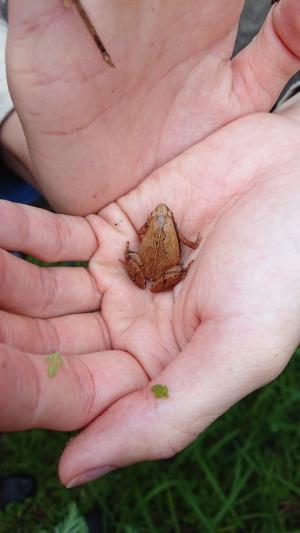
[1,347,300,532]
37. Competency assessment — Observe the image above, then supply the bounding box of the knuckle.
[0,250,9,295]
[39,268,58,315]
[36,318,60,353]
[72,359,97,426]
[0,312,8,344]
[16,204,31,246]
[154,422,197,460]
[52,215,73,258]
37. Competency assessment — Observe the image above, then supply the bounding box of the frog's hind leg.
[122,243,146,289]
[149,266,184,293]
[150,260,195,293]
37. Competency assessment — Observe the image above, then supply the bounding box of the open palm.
[1,105,300,486]
[7,0,300,213]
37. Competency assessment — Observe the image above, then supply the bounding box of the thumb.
[59,319,292,488]
[232,0,300,112]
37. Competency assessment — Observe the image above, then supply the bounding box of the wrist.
[0,110,37,188]
[0,12,37,189]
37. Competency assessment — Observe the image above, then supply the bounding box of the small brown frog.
[123,204,200,292]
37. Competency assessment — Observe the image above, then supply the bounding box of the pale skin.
[2,0,300,214]
[1,99,300,487]
[1,0,300,489]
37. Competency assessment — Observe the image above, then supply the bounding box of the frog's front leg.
[123,242,146,289]
[150,262,194,293]
[178,232,201,249]
[137,218,150,240]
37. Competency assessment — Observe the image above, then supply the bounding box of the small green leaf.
[151,384,169,399]
[48,363,58,378]
[45,352,64,377]
[46,351,60,362]
[56,352,64,367]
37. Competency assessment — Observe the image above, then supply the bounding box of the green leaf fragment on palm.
[45,352,64,378]
[151,384,169,399]
[48,364,58,378]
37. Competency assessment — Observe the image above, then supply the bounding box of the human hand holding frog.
[1,97,300,487]
[4,0,300,214]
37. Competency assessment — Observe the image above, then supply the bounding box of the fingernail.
[66,465,115,488]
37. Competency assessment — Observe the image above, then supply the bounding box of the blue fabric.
[0,171,40,204]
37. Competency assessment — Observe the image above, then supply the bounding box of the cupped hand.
[6,0,300,213]
[1,100,300,487]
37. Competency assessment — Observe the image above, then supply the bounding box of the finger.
[0,310,108,354]
[0,250,100,318]
[59,320,295,488]
[0,200,97,261]
[0,344,148,432]
[232,0,300,112]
